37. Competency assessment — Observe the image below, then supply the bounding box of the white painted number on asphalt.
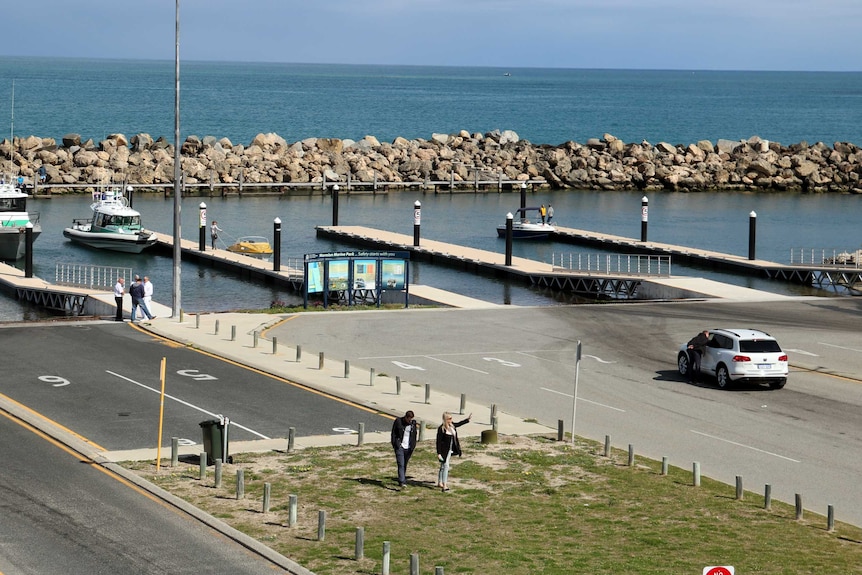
[39,375,71,387]
[391,361,426,371]
[332,427,358,435]
[482,357,521,367]
[176,369,218,381]
[177,438,196,446]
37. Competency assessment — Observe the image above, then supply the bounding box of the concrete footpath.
[101,311,553,462]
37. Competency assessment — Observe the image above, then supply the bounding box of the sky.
[4,0,861,71]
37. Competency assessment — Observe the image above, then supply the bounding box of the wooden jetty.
[314,225,793,301]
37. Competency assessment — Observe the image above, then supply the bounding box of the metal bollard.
[263,482,271,514]
[171,437,178,467]
[214,319,219,335]
[396,375,402,395]
[627,444,634,467]
[369,367,375,386]
[557,420,564,441]
[661,456,668,476]
[764,484,772,510]
[382,541,391,575]
[418,420,425,442]
[253,331,259,348]
[344,360,350,378]
[287,426,295,453]
[735,475,743,500]
[358,422,365,446]
[296,345,302,361]
[289,494,297,527]
[319,351,324,370]
[435,567,444,575]
[231,325,236,341]
[459,393,466,415]
[828,504,835,532]
[199,452,207,480]
[179,308,184,323]
[424,383,430,404]
[355,526,364,560]
[272,336,278,355]
[236,469,245,499]
[693,462,701,487]
[604,435,611,457]
[318,510,326,541]
[214,458,223,488]
[796,493,803,520]
[410,552,419,575]
[195,313,200,329]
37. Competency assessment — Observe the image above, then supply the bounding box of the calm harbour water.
[0,189,852,321]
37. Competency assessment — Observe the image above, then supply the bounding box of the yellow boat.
[226,236,273,258]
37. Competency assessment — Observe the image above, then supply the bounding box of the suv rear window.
[739,339,782,353]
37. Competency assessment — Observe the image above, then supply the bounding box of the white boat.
[496,207,556,240]
[0,179,42,260]
[63,187,158,253]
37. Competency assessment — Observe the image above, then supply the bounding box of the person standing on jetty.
[129,276,154,322]
[547,204,554,224]
[113,277,125,321]
[540,204,547,224]
[210,220,222,249]
[390,410,419,488]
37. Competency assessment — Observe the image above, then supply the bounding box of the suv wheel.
[769,378,787,390]
[677,352,690,377]
[716,365,732,389]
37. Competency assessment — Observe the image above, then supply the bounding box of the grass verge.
[125,434,862,575]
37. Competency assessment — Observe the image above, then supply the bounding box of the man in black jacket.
[686,330,710,383]
[390,410,418,488]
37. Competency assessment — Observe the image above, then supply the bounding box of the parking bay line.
[106,370,270,440]
[540,387,626,412]
[690,430,800,462]
[424,356,489,374]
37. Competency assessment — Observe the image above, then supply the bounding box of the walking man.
[113,277,125,321]
[390,410,419,488]
[547,203,554,224]
[143,276,156,319]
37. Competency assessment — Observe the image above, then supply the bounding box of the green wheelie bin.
[200,417,230,465]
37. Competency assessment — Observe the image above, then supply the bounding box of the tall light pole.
[171,0,182,318]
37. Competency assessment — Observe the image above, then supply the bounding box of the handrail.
[551,253,672,277]
[55,263,134,290]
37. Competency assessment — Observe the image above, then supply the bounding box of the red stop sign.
[704,567,734,575]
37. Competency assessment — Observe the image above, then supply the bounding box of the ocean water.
[0,58,860,321]
[0,58,860,147]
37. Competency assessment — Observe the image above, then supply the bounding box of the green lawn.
[130,434,862,575]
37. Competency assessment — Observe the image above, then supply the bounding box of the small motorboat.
[0,178,42,260]
[226,236,273,258]
[63,187,157,253]
[496,207,556,240]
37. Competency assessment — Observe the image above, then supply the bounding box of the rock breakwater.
[2,130,861,194]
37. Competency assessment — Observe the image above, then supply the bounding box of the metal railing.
[55,263,133,290]
[790,248,862,268]
[551,253,672,277]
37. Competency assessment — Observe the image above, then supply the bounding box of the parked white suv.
[678,328,788,389]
